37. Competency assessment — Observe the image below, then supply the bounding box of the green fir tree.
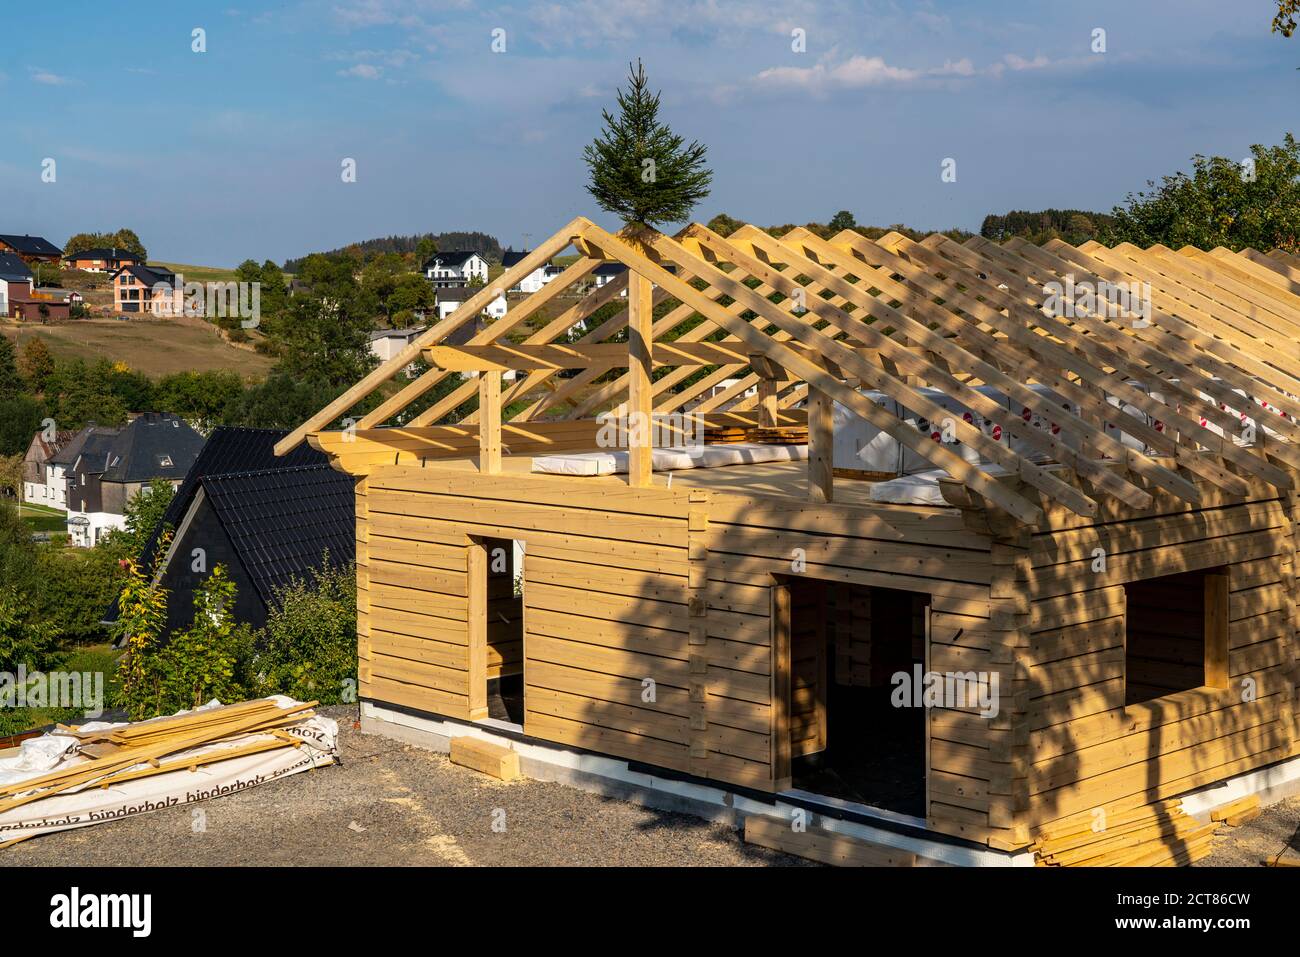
[583,60,712,227]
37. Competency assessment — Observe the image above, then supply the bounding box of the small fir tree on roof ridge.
[583,59,713,229]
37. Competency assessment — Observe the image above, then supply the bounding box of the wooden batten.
[627,267,654,487]
[478,371,502,475]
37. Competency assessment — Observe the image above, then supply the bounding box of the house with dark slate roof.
[42,425,120,513]
[65,413,205,546]
[422,250,490,288]
[0,251,33,317]
[64,247,142,273]
[21,428,77,506]
[0,233,63,264]
[110,263,184,316]
[122,427,355,635]
[501,249,562,293]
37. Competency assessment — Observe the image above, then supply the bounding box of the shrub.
[155,565,243,712]
[255,562,357,704]
[30,543,127,645]
[113,550,169,719]
[0,585,59,675]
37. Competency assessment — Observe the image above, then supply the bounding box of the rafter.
[282,214,1300,523]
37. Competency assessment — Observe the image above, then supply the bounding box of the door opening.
[780,576,929,817]
[473,537,525,725]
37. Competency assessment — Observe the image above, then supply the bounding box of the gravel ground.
[1195,793,1300,867]
[0,705,804,867]
[4,704,1296,866]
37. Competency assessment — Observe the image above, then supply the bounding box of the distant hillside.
[283,231,503,272]
[980,209,1115,245]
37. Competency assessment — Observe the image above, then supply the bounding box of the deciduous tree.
[1103,134,1300,251]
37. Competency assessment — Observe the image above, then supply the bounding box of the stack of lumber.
[748,425,808,445]
[0,698,332,848]
[703,426,748,444]
[1210,795,1261,827]
[1030,801,1220,867]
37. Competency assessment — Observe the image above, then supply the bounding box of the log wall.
[355,458,1299,853]
[1023,479,1299,836]
[354,464,1002,831]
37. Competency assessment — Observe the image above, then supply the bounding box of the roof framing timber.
[282,214,1300,524]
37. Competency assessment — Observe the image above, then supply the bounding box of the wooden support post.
[478,370,501,474]
[983,513,1033,851]
[628,268,653,486]
[808,385,833,503]
[750,353,785,429]
[758,377,779,428]
[466,540,489,720]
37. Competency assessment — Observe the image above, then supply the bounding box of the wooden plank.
[425,340,748,371]
[578,221,1047,524]
[772,580,792,789]
[628,265,654,487]
[478,371,501,475]
[450,736,521,781]
[807,385,833,504]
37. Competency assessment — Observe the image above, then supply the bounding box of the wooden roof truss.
[280,216,1300,525]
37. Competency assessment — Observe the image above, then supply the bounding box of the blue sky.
[1,1,1296,266]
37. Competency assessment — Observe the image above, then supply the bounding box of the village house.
[278,218,1300,867]
[0,252,32,317]
[20,429,77,506]
[43,425,119,515]
[423,250,490,289]
[64,247,142,273]
[110,263,185,317]
[368,328,425,378]
[0,234,63,265]
[502,249,563,294]
[120,427,355,636]
[435,284,507,321]
[591,261,627,290]
[9,285,78,321]
[64,413,205,546]
[368,327,423,364]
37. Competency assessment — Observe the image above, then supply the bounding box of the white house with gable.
[423,251,490,289]
[436,284,507,321]
[502,250,562,294]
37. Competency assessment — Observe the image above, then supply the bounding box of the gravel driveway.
[1195,793,1300,867]
[0,705,802,867]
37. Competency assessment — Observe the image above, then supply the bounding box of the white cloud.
[754,54,977,92]
[754,51,1077,94]
[1004,53,1050,71]
[30,67,73,86]
[339,63,384,80]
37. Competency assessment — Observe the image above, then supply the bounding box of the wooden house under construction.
[280,218,1300,860]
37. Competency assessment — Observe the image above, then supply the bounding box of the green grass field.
[1,319,274,379]
[0,643,121,737]
[152,261,240,283]
[17,503,65,533]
